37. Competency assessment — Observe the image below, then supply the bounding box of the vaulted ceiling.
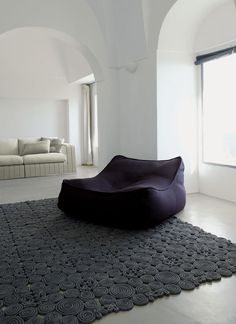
[0,28,92,83]
[158,0,231,51]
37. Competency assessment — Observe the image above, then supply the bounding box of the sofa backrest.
[18,138,41,156]
[0,139,18,155]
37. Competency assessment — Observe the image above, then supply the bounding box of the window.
[201,54,236,167]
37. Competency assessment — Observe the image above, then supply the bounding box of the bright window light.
[202,54,236,166]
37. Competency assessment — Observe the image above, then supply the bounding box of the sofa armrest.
[61,143,76,173]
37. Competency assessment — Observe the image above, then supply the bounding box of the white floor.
[0,166,98,204]
[0,170,236,324]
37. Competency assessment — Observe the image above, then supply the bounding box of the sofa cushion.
[41,137,64,153]
[22,140,50,155]
[18,138,41,156]
[0,139,18,155]
[23,153,66,165]
[0,155,24,166]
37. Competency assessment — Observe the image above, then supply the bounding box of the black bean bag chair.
[58,155,186,228]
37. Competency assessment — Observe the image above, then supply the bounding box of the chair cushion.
[18,138,41,156]
[0,155,24,166]
[22,140,50,155]
[23,153,66,165]
[0,139,18,155]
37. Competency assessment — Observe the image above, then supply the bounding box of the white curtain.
[81,83,98,165]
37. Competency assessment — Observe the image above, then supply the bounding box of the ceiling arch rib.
[0,0,105,81]
[87,0,148,69]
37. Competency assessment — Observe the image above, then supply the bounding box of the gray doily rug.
[0,199,236,324]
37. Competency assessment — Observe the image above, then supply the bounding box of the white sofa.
[0,137,76,179]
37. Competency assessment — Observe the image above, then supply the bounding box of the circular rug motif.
[0,198,235,323]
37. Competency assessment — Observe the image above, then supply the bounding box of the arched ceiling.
[87,0,148,68]
[158,0,230,52]
[0,27,92,86]
[86,0,233,63]
[195,0,236,53]
[0,0,105,81]
[0,0,232,78]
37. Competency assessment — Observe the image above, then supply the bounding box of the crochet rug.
[0,199,236,324]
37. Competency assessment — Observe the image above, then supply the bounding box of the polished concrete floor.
[0,166,98,204]
[0,170,236,324]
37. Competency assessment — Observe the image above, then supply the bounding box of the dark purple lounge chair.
[58,155,186,228]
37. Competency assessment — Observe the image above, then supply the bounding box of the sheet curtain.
[81,83,98,165]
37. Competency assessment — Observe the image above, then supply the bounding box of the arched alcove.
[0,0,123,170]
[156,0,228,194]
[0,0,124,170]
[0,26,101,166]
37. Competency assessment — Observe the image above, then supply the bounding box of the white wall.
[157,50,198,193]
[96,69,120,168]
[195,0,236,202]
[156,0,205,193]
[199,164,236,202]
[0,99,68,140]
[119,53,158,160]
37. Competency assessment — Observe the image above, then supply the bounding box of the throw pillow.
[41,137,64,153]
[18,138,41,156]
[22,140,50,155]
